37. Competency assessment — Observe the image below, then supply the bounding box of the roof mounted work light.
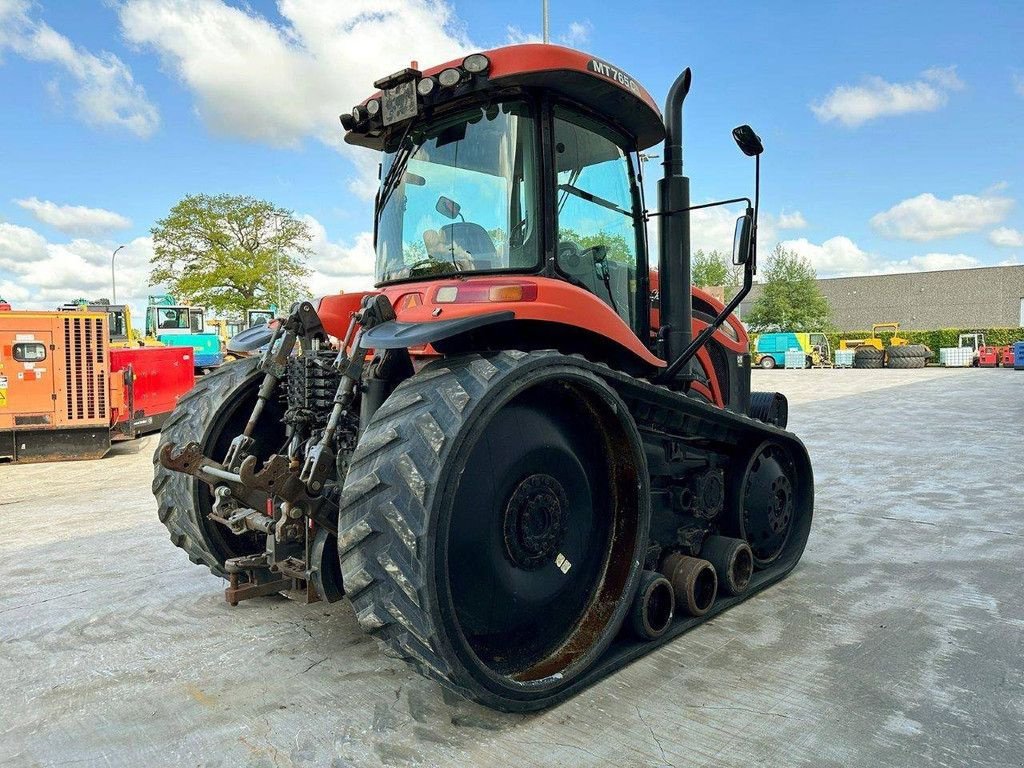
[438,68,463,88]
[462,54,490,74]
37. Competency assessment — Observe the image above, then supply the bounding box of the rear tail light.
[433,282,538,304]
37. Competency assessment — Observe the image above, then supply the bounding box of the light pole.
[542,0,549,43]
[111,244,126,304]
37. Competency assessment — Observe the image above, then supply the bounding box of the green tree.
[558,228,633,264]
[150,194,312,315]
[692,249,729,289]
[693,249,744,300]
[746,244,831,332]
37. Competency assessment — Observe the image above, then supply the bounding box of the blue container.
[1014,341,1024,370]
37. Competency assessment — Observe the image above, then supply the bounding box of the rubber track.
[153,357,262,578]
[337,350,814,707]
[337,351,531,699]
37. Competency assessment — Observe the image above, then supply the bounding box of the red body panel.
[1000,346,1015,367]
[315,273,749,407]
[110,346,194,429]
[977,345,999,367]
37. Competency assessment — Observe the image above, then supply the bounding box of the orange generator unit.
[0,309,194,463]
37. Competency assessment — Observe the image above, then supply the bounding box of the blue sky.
[1,0,1022,320]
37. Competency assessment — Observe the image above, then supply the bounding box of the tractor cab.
[146,295,223,370]
[358,54,654,338]
[59,300,139,347]
[340,44,760,407]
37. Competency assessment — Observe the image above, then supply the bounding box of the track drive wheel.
[727,441,802,568]
[337,351,649,711]
[153,357,286,577]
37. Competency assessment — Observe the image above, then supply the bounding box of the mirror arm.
[656,247,755,384]
[645,196,752,220]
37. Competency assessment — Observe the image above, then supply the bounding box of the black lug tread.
[337,350,561,700]
[152,357,262,578]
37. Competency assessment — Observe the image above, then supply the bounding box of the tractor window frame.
[544,100,648,340]
[372,93,547,287]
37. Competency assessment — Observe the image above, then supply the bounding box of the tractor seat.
[440,222,496,269]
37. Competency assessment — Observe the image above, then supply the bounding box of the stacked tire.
[852,346,883,369]
[885,344,931,369]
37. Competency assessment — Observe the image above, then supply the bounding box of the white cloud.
[302,217,376,294]
[561,21,593,48]
[870,191,1014,241]
[775,211,807,230]
[506,20,593,47]
[780,236,874,275]
[14,197,132,236]
[811,66,964,127]
[0,215,377,321]
[0,222,155,319]
[0,0,158,137]
[896,253,980,272]
[779,234,984,277]
[989,227,1024,247]
[120,0,472,152]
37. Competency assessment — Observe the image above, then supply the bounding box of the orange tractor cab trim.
[346,44,665,154]
[155,43,812,713]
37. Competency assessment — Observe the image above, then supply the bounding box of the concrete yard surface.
[1,367,1022,767]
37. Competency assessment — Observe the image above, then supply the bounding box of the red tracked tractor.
[156,44,813,711]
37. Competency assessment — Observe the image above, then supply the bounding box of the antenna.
[542,0,549,43]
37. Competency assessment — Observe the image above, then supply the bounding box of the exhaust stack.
[658,67,693,373]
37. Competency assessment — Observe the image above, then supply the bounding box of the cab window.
[553,106,641,329]
[107,310,128,341]
[13,342,46,362]
[157,308,189,330]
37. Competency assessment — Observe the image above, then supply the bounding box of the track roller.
[700,535,753,596]
[661,553,718,617]
[629,571,675,640]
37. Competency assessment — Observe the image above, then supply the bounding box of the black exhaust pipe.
[658,67,692,374]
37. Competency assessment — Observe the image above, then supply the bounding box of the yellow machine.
[839,322,909,351]
[59,301,158,348]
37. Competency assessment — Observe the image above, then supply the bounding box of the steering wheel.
[558,240,607,271]
[405,258,460,277]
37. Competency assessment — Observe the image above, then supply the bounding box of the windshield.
[375,101,539,283]
[107,309,127,341]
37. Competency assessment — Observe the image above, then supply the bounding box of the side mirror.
[732,125,763,157]
[435,195,461,220]
[733,212,753,265]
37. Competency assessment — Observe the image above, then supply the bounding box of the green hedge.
[748,328,1024,355]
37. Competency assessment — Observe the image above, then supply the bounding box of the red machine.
[977,345,999,367]
[999,346,1014,367]
[110,347,196,438]
[154,43,813,712]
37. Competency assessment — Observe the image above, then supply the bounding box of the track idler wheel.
[700,535,753,596]
[661,553,718,617]
[628,571,675,640]
[730,441,800,568]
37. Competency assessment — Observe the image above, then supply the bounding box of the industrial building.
[739,264,1024,331]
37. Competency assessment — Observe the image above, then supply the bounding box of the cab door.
[0,331,55,429]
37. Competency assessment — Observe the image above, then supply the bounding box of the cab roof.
[344,44,666,152]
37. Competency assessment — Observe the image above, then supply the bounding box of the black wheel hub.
[503,474,569,570]
[741,443,797,565]
[766,474,793,534]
